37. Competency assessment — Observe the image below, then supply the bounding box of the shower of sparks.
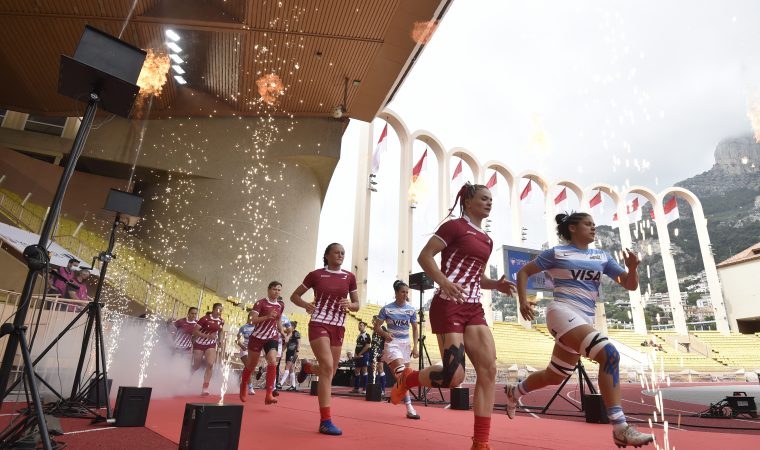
[256,73,286,105]
[411,20,438,45]
[217,328,237,402]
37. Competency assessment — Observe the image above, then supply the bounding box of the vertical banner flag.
[589,190,602,211]
[663,196,679,224]
[520,180,532,201]
[612,212,619,229]
[411,148,428,183]
[370,124,388,175]
[451,159,463,182]
[554,187,567,206]
[627,197,642,222]
[485,171,497,189]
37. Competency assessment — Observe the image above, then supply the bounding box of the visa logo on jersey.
[570,269,601,281]
[391,319,409,327]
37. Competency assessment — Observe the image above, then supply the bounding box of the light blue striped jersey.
[534,245,625,317]
[378,301,417,342]
[238,323,255,347]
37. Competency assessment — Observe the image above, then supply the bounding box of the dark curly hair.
[555,212,592,241]
[392,279,408,293]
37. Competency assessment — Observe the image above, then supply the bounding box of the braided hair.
[555,212,591,241]
[446,182,489,219]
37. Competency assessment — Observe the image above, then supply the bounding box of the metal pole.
[0,93,99,403]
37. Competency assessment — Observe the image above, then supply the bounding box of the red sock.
[304,362,314,374]
[406,371,420,388]
[473,415,491,444]
[202,382,209,389]
[320,406,331,421]
[266,365,276,391]
[241,368,252,385]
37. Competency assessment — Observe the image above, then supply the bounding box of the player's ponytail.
[392,279,408,293]
[441,182,488,225]
[555,211,591,241]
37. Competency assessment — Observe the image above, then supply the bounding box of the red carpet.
[1,382,757,448]
[144,389,758,449]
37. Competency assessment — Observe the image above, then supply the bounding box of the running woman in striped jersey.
[192,303,225,396]
[291,243,360,436]
[391,183,516,450]
[376,280,419,419]
[239,281,285,405]
[506,212,654,448]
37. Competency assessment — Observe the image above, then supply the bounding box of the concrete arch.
[377,109,415,284]
[585,183,646,333]
[658,187,729,334]
[544,180,585,248]
[516,171,551,251]
[411,129,448,219]
[484,161,519,243]
[624,186,687,335]
[553,180,584,207]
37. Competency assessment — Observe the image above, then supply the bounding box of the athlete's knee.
[579,331,611,360]
[475,360,496,383]
[431,343,466,388]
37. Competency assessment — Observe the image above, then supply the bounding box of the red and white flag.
[520,180,532,201]
[451,159,463,182]
[663,196,679,224]
[485,172,497,189]
[589,191,602,210]
[411,148,428,183]
[612,212,619,229]
[370,124,388,175]
[554,187,567,206]
[627,197,642,222]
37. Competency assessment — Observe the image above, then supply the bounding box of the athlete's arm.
[339,290,360,312]
[417,236,466,302]
[614,248,640,291]
[249,310,275,325]
[480,266,516,296]
[411,321,419,359]
[192,323,211,340]
[374,320,392,342]
[290,285,316,313]
[517,262,542,321]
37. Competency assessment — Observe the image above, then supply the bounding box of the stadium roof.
[716,242,760,269]
[0,0,451,121]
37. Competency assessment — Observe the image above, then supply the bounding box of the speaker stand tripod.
[521,360,597,414]
[410,288,445,406]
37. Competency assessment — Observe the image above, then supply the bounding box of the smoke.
[32,317,238,401]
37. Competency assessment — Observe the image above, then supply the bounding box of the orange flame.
[748,93,760,143]
[411,20,438,45]
[137,49,171,98]
[256,73,285,105]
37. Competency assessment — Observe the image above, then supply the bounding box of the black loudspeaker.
[582,394,609,424]
[450,387,469,410]
[310,380,319,396]
[85,377,112,407]
[114,386,152,427]
[179,403,244,450]
[409,272,434,291]
[365,383,382,402]
[58,25,146,117]
[104,189,143,216]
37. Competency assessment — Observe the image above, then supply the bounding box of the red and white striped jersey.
[172,318,197,349]
[433,216,493,304]
[250,298,284,341]
[301,268,357,327]
[194,313,224,346]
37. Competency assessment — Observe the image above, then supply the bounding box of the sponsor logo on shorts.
[453,322,461,326]
[568,317,575,323]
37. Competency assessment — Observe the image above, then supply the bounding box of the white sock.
[280,370,290,385]
[290,372,296,386]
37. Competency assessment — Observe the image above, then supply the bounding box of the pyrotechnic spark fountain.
[256,73,285,105]
[748,92,760,143]
[217,328,237,404]
[411,20,438,45]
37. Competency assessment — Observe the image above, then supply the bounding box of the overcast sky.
[315,0,760,304]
